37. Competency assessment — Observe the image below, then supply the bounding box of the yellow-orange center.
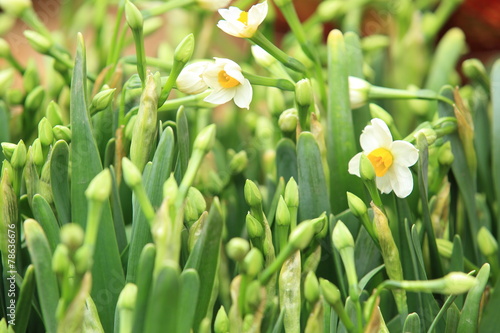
[218,70,240,88]
[367,148,393,177]
[238,11,248,25]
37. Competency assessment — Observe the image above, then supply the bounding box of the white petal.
[217,20,244,38]
[390,140,419,167]
[388,164,414,198]
[233,79,252,109]
[360,118,393,152]
[348,153,362,177]
[375,173,393,194]
[202,64,224,89]
[218,6,242,21]
[204,88,235,105]
[248,1,268,27]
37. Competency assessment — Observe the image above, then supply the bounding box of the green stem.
[176,150,205,208]
[6,54,25,74]
[133,183,156,225]
[363,179,383,209]
[427,294,458,333]
[288,206,298,231]
[360,213,380,249]
[158,91,212,112]
[141,0,194,19]
[259,245,294,285]
[158,63,184,106]
[244,72,295,91]
[369,86,454,105]
[85,200,105,250]
[131,29,147,88]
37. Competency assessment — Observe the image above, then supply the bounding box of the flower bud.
[85,169,112,202]
[289,221,314,250]
[226,237,250,262]
[332,220,354,251]
[245,280,262,311]
[60,223,84,254]
[0,0,31,16]
[0,69,14,95]
[359,153,375,181]
[438,141,454,166]
[317,1,345,22]
[369,103,394,127]
[348,76,371,109]
[244,179,263,207]
[46,101,64,126]
[117,283,138,310]
[174,34,194,64]
[193,124,216,152]
[163,174,178,200]
[0,38,9,58]
[440,272,477,294]
[462,59,489,89]
[188,212,207,252]
[214,306,229,333]
[74,245,92,274]
[295,78,313,107]
[6,89,23,105]
[11,140,27,169]
[276,196,290,226]
[1,142,16,161]
[436,238,453,258]
[242,247,263,278]
[52,244,70,274]
[251,45,276,68]
[24,86,45,112]
[38,117,54,146]
[24,30,52,54]
[414,128,436,145]
[91,88,116,114]
[304,271,320,303]
[278,108,298,133]
[31,139,44,167]
[125,0,143,31]
[185,187,206,223]
[23,60,40,93]
[52,125,72,142]
[122,157,142,189]
[229,150,248,175]
[347,192,367,217]
[477,227,498,257]
[319,278,341,306]
[284,177,299,208]
[246,213,263,239]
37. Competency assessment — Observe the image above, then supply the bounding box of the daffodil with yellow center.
[202,58,253,109]
[217,1,268,38]
[348,118,419,198]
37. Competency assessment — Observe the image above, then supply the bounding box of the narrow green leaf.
[185,197,224,331]
[14,265,35,333]
[276,138,298,183]
[24,219,59,333]
[50,140,71,225]
[132,244,156,333]
[358,264,384,292]
[177,269,200,333]
[491,59,500,232]
[444,304,460,333]
[458,263,490,333]
[32,194,60,253]
[109,166,127,253]
[297,132,330,221]
[266,177,285,228]
[0,101,9,161]
[403,313,421,333]
[127,126,176,283]
[175,106,190,183]
[478,274,500,333]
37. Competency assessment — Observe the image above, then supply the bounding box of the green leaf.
[177,269,200,333]
[0,101,9,161]
[50,140,71,225]
[276,138,298,183]
[175,106,190,183]
[132,244,156,333]
[491,59,500,232]
[185,197,224,331]
[14,265,35,333]
[127,126,176,283]
[109,166,127,253]
[402,313,420,333]
[445,304,460,333]
[479,274,500,333]
[32,194,60,253]
[297,132,330,221]
[458,263,490,333]
[24,219,59,333]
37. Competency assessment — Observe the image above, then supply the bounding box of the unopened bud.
[317,1,345,22]
[332,220,354,251]
[52,244,70,274]
[38,117,54,146]
[359,153,375,181]
[122,157,142,189]
[348,76,371,109]
[244,179,263,207]
[125,0,144,31]
[0,69,14,95]
[74,245,92,274]
[0,38,9,58]
[438,142,454,166]
[11,140,27,168]
[60,223,84,254]
[23,60,40,93]
[245,280,262,311]
[289,220,314,250]
[24,86,45,112]
[295,78,313,107]
[246,213,263,239]
[31,139,44,167]
[284,177,299,208]
[163,174,178,200]
[229,150,248,175]
[174,34,195,64]
[91,88,116,113]
[414,128,436,145]
[319,278,341,306]
[117,283,138,310]
[278,108,298,133]
[185,187,206,222]
[436,238,453,258]
[193,124,216,152]
[214,306,229,333]
[347,192,367,217]
[462,59,489,89]
[369,103,394,127]
[85,169,112,202]
[24,30,52,54]
[0,0,31,16]
[1,142,16,161]
[46,101,64,126]
[226,237,250,262]
[304,271,320,303]
[188,212,207,252]
[477,227,498,257]
[53,126,72,142]
[242,247,263,278]
[276,196,290,226]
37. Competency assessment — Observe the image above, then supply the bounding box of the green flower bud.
[359,153,376,181]
[295,78,313,107]
[185,187,206,223]
[214,306,229,333]
[246,213,264,239]
[245,280,262,311]
[117,283,138,310]
[436,238,453,258]
[163,173,178,200]
[46,101,64,126]
[0,69,14,96]
[0,0,31,16]
[23,60,40,93]
[24,30,52,54]
[278,108,298,133]
[317,1,345,22]
[6,89,23,105]
[198,317,211,333]
[31,139,44,167]
[0,38,10,58]
[11,140,27,168]
[319,278,341,306]
[74,245,92,274]
[188,212,207,252]
[124,115,137,141]
[85,169,112,202]
[226,237,250,262]
[174,34,194,64]
[244,179,263,207]
[60,223,85,254]
[122,157,142,189]
[229,150,248,175]
[1,142,16,161]
[477,227,498,257]
[347,192,367,217]
[284,177,299,208]
[242,247,263,278]
[462,59,489,89]
[52,125,72,142]
[332,220,354,251]
[38,117,54,146]
[438,141,454,166]
[348,76,371,109]
[304,271,320,303]
[414,128,437,145]
[52,244,70,275]
[369,103,394,127]
[24,86,45,112]
[276,196,290,226]
[90,88,116,114]
[289,220,314,250]
[440,272,477,294]
[125,0,144,31]
[193,124,216,152]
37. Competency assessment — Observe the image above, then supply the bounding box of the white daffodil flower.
[176,61,212,95]
[217,1,268,38]
[197,0,231,11]
[202,58,253,109]
[348,76,371,109]
[348,118,419,198]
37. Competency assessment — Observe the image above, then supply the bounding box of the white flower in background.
[348,118,419,198]
[197,0,232,11]
[202,58,252,109]
[217,1,268,38]
[176,61,212,94]
[348,76,371,109]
